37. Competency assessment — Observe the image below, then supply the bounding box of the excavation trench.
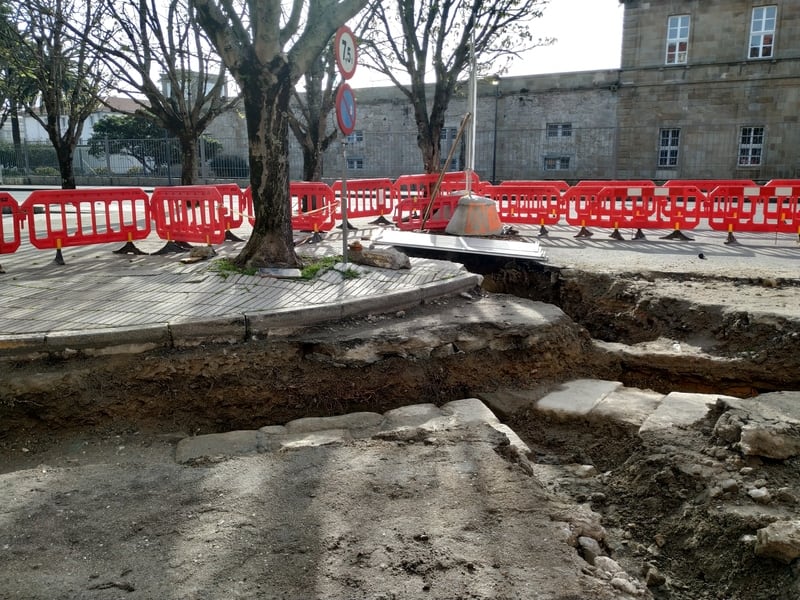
[1,262,799,599]
[3,264,797,435]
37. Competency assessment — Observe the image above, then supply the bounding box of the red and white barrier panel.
[332,178,393,221]
[0,192,24,255]
[215,183,247,232]
[150,185,226,247]
[664,179,756,193]
[290,182,336,232]
[22,187,151,261]
[483,182,564,229]
[706,184,800,241]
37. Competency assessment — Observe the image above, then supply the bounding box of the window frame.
[749,5,777,59]
[546,123,572,138]
[346,156,364,170]
[345,130,364,143]
[543,156,571,171]
[665,14,690,65]
[657,128,681,168]
[440,127,457,141]
[737,126,764,167]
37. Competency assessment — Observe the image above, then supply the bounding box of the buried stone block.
[755,520,800,564]
[714,392,800,460]
[639,391,739,441]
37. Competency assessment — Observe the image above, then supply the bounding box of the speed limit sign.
[334,26,357,80]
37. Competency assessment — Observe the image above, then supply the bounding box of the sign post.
[334,26,358,264]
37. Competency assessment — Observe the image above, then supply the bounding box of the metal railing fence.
[1,122,797,186]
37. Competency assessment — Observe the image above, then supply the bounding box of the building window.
[738,127,764,166]
[346,157,364,170]
[546,123,572,138]
[345,130,364,143]
[439,155,463,171]
[749,6,777,58]
[543,156,570,171]
[440,127,457,140]
[440,127,463,170]
[658,129,680,167]
[665,15,690,64]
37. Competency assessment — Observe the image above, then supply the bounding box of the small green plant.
[209,258,257,278]
[300,255,341,279]
[340,267,360,279]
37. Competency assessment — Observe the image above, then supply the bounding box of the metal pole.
[492,79,500,184]
[341,140,348,265]
[465,30,477,196]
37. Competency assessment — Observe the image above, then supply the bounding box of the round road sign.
[334,26,358,80]
[335,83,357,135]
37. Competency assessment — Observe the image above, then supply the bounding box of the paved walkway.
[0,219,480,356]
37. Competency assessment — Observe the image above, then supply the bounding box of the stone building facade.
[616,0,800,181]
[206,0,800,183]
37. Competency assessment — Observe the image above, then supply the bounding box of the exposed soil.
[2,265,799,599]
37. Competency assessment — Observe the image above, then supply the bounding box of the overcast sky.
[510,0,624,76]
[350,0,624,88]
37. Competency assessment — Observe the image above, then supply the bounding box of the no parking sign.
[334,26,357,135]
[335,83,356,136]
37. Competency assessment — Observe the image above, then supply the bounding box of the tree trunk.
[179,135,198,185]
[10,103,23,172]
[414,92,445,174]
[419,135,440,174]
[235,67,299,269]
[302,145,323,182]
[55,141,77,189]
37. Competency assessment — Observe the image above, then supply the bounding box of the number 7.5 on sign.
[334,26,358,80]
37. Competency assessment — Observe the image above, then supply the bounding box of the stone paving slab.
[535,379,623,417]
[638,391,740,439]
[590,386,665,427]
[175,398,532,465]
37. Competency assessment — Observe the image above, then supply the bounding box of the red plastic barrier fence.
[244,183,335,232]
[290,182,336,232]
[562,183,704,238]
[765,179,800,188]
[392,171,482,202]
[706,184,800,238]
[391,171,483,227]
[215,183,247,232]
[653,184,705,237]
[573,180,654,188]
[150,185,226,246]
[562,183,613,234]
[331,178,393,221]
[664,179,756,193]
[483,183,564,227]
[394,193,462,231]
[22,187,151,253]
[0,192,23,255]
[593,185,661,235]
[563,184,662,236]
[759,185,800,235]
[498,180,570,193]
